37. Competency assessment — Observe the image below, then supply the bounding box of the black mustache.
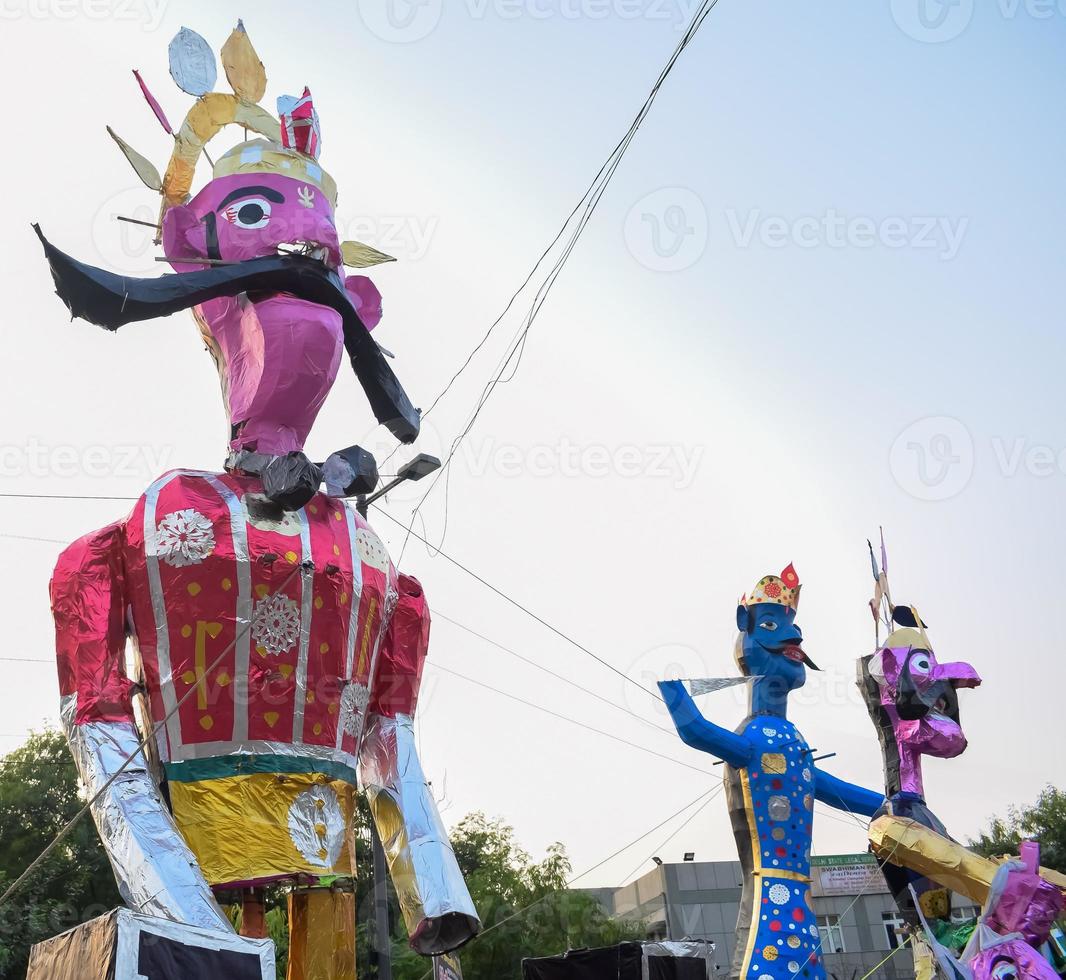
[33,225,420,445]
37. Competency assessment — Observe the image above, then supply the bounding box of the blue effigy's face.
[737,602,808,693]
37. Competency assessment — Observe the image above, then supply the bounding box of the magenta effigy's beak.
[930,660,981,689]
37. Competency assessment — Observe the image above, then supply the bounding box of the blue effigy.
[659,565,884,980]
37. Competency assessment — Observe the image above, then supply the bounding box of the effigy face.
[162,153,385,456]
[971,941,1060,980]
[166,170,343,269]
[36,28,418,457]
[863,627,980,763]
[737,603,807,690]
[735,564,818,703]
[166,165,345,456]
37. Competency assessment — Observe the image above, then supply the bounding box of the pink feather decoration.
[133,69,173,135]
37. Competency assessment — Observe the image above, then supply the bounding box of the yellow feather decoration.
[340,241,397,269]
[106,126,163,192]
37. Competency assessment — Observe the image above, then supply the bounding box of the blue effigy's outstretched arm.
[813,767,885,818]
[658,680,752,769]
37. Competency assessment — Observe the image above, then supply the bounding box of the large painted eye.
[991,960,1018,980]
[759,621,778,631]
[909,653,932,675]
[220,197,272,229]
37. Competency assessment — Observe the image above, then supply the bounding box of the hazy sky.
[1,0,1064,891]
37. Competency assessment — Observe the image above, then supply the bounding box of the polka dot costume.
[727,716,822,980]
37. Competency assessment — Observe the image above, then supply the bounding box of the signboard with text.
[810,853,889,897]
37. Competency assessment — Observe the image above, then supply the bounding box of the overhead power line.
[2,494,668,713]
[430,662,706,776]
[0,492,137,501]
[433,609,673,738]
[0,495,880,838]
[390,0,722,546]
[416,785,720,980]
[373,504,664,706]
[617,787,722,887]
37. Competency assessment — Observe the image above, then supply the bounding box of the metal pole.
[357,492,392,978]
[661,864,674,941]
[371,823,393,980]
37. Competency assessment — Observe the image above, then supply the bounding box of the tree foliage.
[969,784,1066,873]
[0,729,121,979]
[386,812,646,980]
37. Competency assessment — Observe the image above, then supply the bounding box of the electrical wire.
[429,661,708,776]
[815,802,873,833]
[415,786,721,980]
[0,492,137,501]
[373,503,664,706]
[797,833,906,974]
[0,532,89,545]
[432,609,674,738]
[391,0,722,550]
[383,0,719,481]
[617,785,723,887]
[2,493,668,713]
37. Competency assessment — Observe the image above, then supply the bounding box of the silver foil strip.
[60,694,233,933]
[358,712,480,955]
[641,940,717,980]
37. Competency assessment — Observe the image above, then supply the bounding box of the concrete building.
[584,855,981,980]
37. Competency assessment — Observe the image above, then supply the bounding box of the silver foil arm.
[357,712,480,955]
[61,695,233,933]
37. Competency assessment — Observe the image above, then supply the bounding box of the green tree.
[387,812,645,980]
[969,784,1066,873]
[0,729,121,979]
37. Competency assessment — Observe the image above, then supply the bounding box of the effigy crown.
[740,562,801,612]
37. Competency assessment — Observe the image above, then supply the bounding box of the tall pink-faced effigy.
[33,20,478,979]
